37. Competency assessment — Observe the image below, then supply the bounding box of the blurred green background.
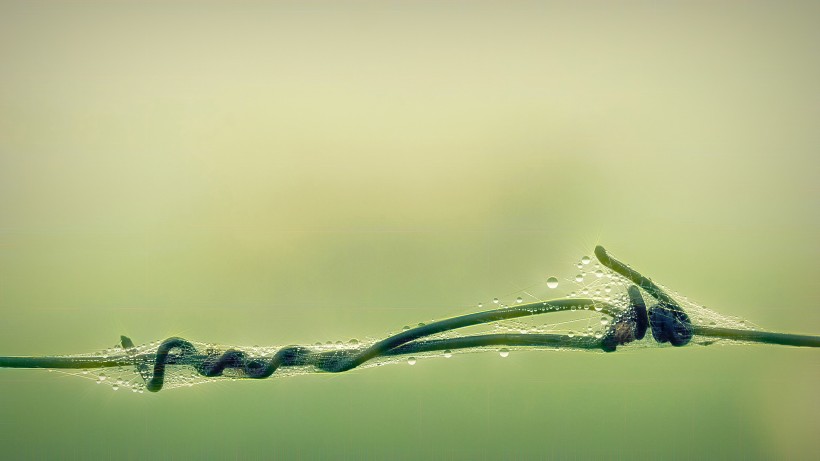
[1,1,818,459]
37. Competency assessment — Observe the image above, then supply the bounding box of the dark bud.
[649,304,693,347]
[627,286,649,340]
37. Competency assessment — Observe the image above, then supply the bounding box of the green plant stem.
[692,326,820,348]
[1,247,817,392]
[594,245,682,310]
[0,356,131,369]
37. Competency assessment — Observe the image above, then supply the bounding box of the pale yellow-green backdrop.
[0,1,818,460]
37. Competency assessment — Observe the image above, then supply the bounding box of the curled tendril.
[141,298,617,392]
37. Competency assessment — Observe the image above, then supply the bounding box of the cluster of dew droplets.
[381,253,637,368]
[312,337,371,351]
[58,252,760,390]
[562,254,641,341]
[53,342,152,394]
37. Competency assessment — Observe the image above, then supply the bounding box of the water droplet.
[576,263,583,269]
[595,269,604,278]
[348,338,359,345]
[98,373,107,382]
[604,285,611,293]
[594,330,603,339]
[575,274,584,282]
[444,350,452,358]
[493,298,499,304]
[594,304,603,312]
[567,331,575,338]
[112,385,119,391]
[478,303,483,308]
[581,256,591,265]
[407,357,417,365]
[516,297,523,303]
[499,348,510,358]
[600,317,609,325]
[546,277,559,289]
[402,326,411,331]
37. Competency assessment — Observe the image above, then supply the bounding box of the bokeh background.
[1,1,818,459]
